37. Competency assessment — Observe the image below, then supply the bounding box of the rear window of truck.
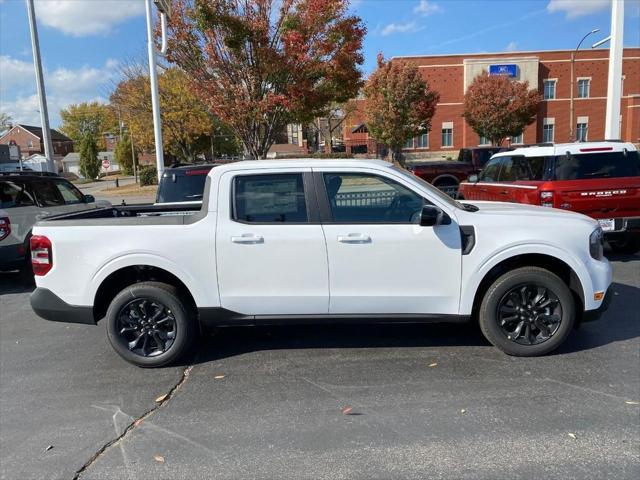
[157,171,210,203]
[553,151,640,180]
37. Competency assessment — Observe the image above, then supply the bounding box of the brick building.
[0,124,74,159]
[344,48,640,156]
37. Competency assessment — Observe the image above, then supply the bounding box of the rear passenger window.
[233,174,308,223]
[0,181,35,208]
[553,151,640,180]
[32,180,64,207]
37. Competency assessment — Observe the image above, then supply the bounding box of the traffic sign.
[102,159,110,170]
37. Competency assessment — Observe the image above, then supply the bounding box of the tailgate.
[553,178,640,219]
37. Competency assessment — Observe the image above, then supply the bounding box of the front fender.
[459,242,596,315]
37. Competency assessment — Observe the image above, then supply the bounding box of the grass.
[102,184,158,197]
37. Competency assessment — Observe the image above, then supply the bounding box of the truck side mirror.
[84,194,95,203]
[467,174,479,183]
[420,205,451,227]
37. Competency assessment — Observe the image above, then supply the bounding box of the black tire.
[478,267,576,357]
[106,281,197,367]
[608,234,640,255]
[433,179,460,198]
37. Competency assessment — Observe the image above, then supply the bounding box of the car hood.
[461,200,597,225]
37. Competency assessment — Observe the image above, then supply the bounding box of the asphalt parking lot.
[1,254,638,480]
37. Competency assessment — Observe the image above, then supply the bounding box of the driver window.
[480,158,503,182]
[323,173,426,224]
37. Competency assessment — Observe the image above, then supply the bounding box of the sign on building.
[489,64,518,77]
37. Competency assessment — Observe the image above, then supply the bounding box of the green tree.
[59,102,118,150]
[364,54,439,165]
[114,135,136,175]
[463,73,541,146]
[79,133,99,179]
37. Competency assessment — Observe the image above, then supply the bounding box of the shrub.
[139,166,158,186]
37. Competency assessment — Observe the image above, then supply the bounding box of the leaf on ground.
[214,375,225,380]
[155,394,168,403]
[133,419,144,427]
[428,362,438,367]
[154,455,165,463]
[460,409,467,414]
[44,445,54,452]
[568,433,577,439]
[625,401,639,405]
[341,406,353,415]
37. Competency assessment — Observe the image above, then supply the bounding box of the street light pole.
[26,0,55,173]
[569,28,600,142]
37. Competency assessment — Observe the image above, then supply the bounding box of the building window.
[577,79,590,98]
[28,140,33,148]
[511,133,523,145]
[543,80,556,100]
[542,119,554,143]
[441,128,453,147]
[478,135,490,146]
[416,133,429,148]
[403,137,414,149]
[576,122,588,142]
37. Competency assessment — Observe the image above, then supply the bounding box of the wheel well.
[93,266,196,322]
[432,174,460,186]
[471,254,585,324]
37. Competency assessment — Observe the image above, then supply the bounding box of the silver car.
[0,172,108,274]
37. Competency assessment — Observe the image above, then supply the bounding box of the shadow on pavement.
[0,272,34,295]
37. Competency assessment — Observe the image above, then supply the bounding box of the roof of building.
[62,151,114,163]
[390,46,639,61]
[14,124,72,142]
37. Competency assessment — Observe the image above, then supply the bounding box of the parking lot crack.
[71,365,194,480]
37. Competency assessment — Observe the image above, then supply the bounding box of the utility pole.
[26,0,55,173]
[569,29,599,142]
[145,0,165,181]
[605,0,624,139]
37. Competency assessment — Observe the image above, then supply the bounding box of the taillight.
[30,235,53,276]
[540,191,554,208]
[0,217,10,241]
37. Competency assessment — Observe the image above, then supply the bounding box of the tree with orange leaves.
[164,0,365,159]
[463,73,541,146]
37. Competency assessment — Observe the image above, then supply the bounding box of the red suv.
[458,141,640,254]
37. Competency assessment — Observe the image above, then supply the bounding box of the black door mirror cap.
[420,205,451,227]
[84,194,95,203]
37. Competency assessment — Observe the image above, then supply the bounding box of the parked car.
[458,141,640,254]
[29,159,612,367]
[155,164,218,206]
[0,171,107,275]
[408,146,509,197]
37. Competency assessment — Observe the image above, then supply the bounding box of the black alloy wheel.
[497,284,562,345]
[116,299,177,357]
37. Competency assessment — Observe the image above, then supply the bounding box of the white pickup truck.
[30,160,613,367]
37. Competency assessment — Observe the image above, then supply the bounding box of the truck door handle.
[479,188,488,193]
[499,190,509,195]
[337,233,371,244]
[231,234,264,244]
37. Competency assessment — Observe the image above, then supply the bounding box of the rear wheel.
[106,282,197,367]
[433,178,460,198]
[608,234,640,255]
[478,267,576,357]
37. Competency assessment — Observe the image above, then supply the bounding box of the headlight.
[589,227,604,260]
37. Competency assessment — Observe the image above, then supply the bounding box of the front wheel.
[106,282,197,367]
[478,267,576,357]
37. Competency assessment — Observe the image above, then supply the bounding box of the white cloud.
[0,56,118,127]
[505,41,518,52]
[413,0,441,16]
[546,0,609,19]
[381,22,419,36]
[34,0,145,37]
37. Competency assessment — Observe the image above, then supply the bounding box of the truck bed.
[37,204,204,226]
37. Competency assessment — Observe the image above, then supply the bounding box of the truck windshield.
[391,166,464,210]
[553,151,640,180]
[156,172,209,203]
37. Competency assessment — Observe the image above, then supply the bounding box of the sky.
[1,0,639,128]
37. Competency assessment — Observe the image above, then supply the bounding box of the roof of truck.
[210,158,393,173]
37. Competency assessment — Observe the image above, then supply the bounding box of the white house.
[62,151,118,178]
